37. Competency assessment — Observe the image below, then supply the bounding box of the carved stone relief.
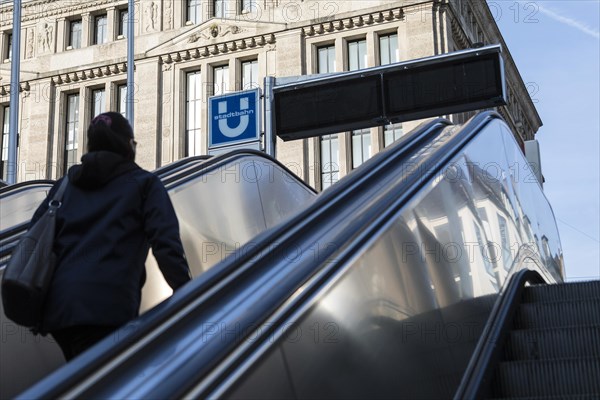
[145,1,159,32]
[37,22,54,54]
[188,25,245,43]
[26,28,35,59]
[164,1,173,30]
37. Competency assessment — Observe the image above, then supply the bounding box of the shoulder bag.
[1,177,69,328]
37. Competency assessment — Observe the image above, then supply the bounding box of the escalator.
[15,111,575,399]
[456,272,600,399]
[0,151,316,399]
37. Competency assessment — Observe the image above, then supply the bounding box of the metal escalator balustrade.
[19,112,564,399]
[0,151,315,399]
[16,117,454,399]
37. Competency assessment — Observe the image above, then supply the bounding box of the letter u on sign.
[218,98,250,138]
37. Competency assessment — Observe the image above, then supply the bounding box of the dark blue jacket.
[30,151,191,332]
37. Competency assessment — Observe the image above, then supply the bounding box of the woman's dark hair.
[87,112,135,160]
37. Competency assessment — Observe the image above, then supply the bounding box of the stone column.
[107,6,116,41]
[81,12,91,48]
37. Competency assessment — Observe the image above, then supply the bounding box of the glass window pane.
[118,85,128,117]
[213,65,229,95]
[65,94,80,171]
[188,0,202,23]
[348,39,367,71]
[95,15,107,45]
[214,0,225,18]
[379,33,399,65]
[186,71,202,156]
[317,45,335,74]
[119,10,128,37]
[242,60,259,90]
[92,89,105,117]
[70,20,82,49]
[384,123,404,147]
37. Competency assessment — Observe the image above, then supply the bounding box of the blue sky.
[490,1,599,281]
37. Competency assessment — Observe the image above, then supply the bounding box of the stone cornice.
[1,0,127,28]
[301,7,404,38]
[0,61,127,94]
[159,33,276,65]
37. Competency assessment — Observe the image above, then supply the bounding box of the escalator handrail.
[0,180,54,198]
[193,112,519,398]
[17,117,454,399]
[161,148,317,194]
[453,266,551,400]
[153,155,211,179]
[0,150,317,261]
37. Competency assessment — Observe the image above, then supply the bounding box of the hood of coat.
[68,151,139,190]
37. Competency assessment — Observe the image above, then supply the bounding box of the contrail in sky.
[538,4,600,39]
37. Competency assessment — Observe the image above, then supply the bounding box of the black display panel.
[275,75,382,141]
[273,47,506,142]
[383,53,505,123]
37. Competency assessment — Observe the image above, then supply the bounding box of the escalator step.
[515,300,600,329]
[523,281,600,303]
[494,357,600,397]
[491,396,600,399]
[505,325,600,361]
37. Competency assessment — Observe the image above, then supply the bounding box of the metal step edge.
[515,300,600,329]
[523,281,600,303]
[505,325,600,361]
[493,357,600,398]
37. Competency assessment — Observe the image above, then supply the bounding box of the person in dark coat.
[30,112,191,361]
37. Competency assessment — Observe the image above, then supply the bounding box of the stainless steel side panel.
[0,154,315,399]
[225,120,563,399]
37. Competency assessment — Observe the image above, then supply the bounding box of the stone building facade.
[0,0,541,189]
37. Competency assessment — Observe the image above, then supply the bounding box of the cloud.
[538,4,600,40]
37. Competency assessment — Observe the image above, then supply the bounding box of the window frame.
[64,93,80,172]
[93,14,108,45]
[68,19,83,49]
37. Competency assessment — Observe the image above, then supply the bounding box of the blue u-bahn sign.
[208,89,261,150]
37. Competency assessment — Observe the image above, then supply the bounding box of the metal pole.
[264,76,276,158]
[126,0,134,128]
[7,0,21,184]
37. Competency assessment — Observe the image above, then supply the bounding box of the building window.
[187,0,202,24]
[347,39,367,71]
[317,44,338,190]
[117,85,127,117]
[321,134,339,190]
[352,128,371,168]
[213,0,225,18]
[186,71,202,156]
[317,45,336,74]
[384,123,404,147]
[240,0,255,13]
[4,33,12,61]
[241,59,259,90]
[94,14,108,45]
[69,19,82,49]
[1,106,9,181]
[213,65,229,95]
[118,9,128,38]
[91,88,105,117]
[64,94,80,171]
[379,33,398,65]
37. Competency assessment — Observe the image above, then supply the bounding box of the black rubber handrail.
[18,117,453,399]
[153,155,211,178]
[194,112,512,398]
[0,150,316,260]
[453,267,551,400]
[0,180,54,198]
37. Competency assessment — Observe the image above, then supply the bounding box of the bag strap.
[48,177,69,210]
